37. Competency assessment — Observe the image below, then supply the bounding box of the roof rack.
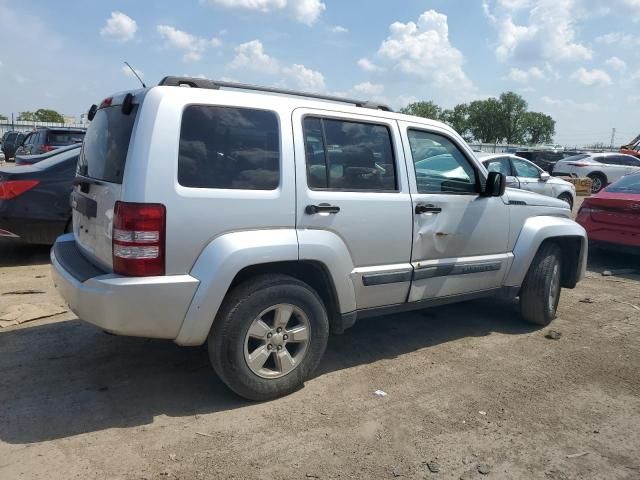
[158,76,393,112]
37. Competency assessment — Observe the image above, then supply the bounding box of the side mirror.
[484,172,506,197]
[540,172,551,182]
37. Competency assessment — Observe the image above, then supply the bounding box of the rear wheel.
[208,274,329,401]
[520,242,562,326]
[588,172,606,193]
[558,192,573,210]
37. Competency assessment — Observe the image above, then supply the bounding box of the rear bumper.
[580,218,640,249]
[51,234,199,340]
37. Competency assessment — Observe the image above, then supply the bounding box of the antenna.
[124,61,146,88]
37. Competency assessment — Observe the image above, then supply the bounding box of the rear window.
[49,131,85,145]
[605,174,640,193]
[178,105,280,190]
[77,106,137,183]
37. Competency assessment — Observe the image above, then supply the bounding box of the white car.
[478,153,576,209]
[553,152,640,193]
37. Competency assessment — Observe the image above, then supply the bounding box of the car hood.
[504,188,569,209]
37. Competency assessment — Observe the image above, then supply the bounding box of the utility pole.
[11,112,14,131]
[610,127,616,150]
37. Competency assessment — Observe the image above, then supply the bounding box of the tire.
[587,172,606,194]
[208,274,329,401]
[558,192,573,210]
[519,242,562,326]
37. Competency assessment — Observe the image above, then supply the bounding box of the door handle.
[415,203,442,214]
[305,204,340,215]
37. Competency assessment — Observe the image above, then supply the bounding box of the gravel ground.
[0,201,639,479]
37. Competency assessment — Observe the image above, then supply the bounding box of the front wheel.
[558,192,573,210]
[519,242,562,326]
[208,274,329,401]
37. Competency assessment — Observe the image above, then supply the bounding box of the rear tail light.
[41,144,54,153]
[567,162,590,167]
[112,202,166,276]
[0,180,40,199]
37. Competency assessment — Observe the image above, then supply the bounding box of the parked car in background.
[1,131,26,161]
[576,172,640,254]
[15,127,85,163]
[478,153,576,209]
[553,152,640,193]
[0,144,78,244]
[515,149,585,173]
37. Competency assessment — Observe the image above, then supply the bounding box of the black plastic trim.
[413,261,502,281]
[361,270,412,286]
[70,191,97,218]
[53,239,106,283]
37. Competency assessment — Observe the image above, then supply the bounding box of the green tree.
[17,111,37,121]
[498,91,528,144]
[467,98,503,143]
[400,101,442,120]
[34,108,64,123]
[17,109,64,123]
[0,114,7,121]
[440,103,469,138]
[522,111,556,144]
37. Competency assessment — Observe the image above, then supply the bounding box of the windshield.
[77,105,138,183]
[605,175,640,194]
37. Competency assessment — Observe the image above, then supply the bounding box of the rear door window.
[77,105,138,183]
[302,117,397,191]
[178,105,280,190]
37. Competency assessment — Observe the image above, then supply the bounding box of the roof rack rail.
[158,76,393,112]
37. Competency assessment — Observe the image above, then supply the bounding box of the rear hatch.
[73,95,140,270]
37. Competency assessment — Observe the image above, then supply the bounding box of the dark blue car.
[0,144,79,244]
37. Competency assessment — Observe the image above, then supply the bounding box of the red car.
[576,172,640,253]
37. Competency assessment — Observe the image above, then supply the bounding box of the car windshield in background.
[49,131,85,145]
[605,175,640,193]
[77,105,138,183]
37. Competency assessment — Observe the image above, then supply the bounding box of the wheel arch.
[505,216,587,289]
[175,229,357,346]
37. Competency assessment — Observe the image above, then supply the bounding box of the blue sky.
[0,0,638,146]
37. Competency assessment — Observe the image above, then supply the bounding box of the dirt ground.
[1,200,639,480]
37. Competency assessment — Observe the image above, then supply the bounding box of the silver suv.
[52,77,587,400]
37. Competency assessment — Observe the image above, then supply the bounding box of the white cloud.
[357,58,384,72]
[157,25,221,62]
[542,95,599,112]
[595,32,639,46]
[100,11,137,43]
[14,74,29,84]
[352,82,384,96]
[570,67,612,86]
[205,0,325,25]
[122,65,144,79]
[377,10,472,89]
[229,40,325,92]
[489,0,592,63]
[283,64,325,91]
[229,40,280,74]
[605,56,626,72]
[507,66,544,82]
[331,25,348,33]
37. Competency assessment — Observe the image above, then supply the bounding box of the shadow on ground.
[586,247,640,281]
[0,297,537,445]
